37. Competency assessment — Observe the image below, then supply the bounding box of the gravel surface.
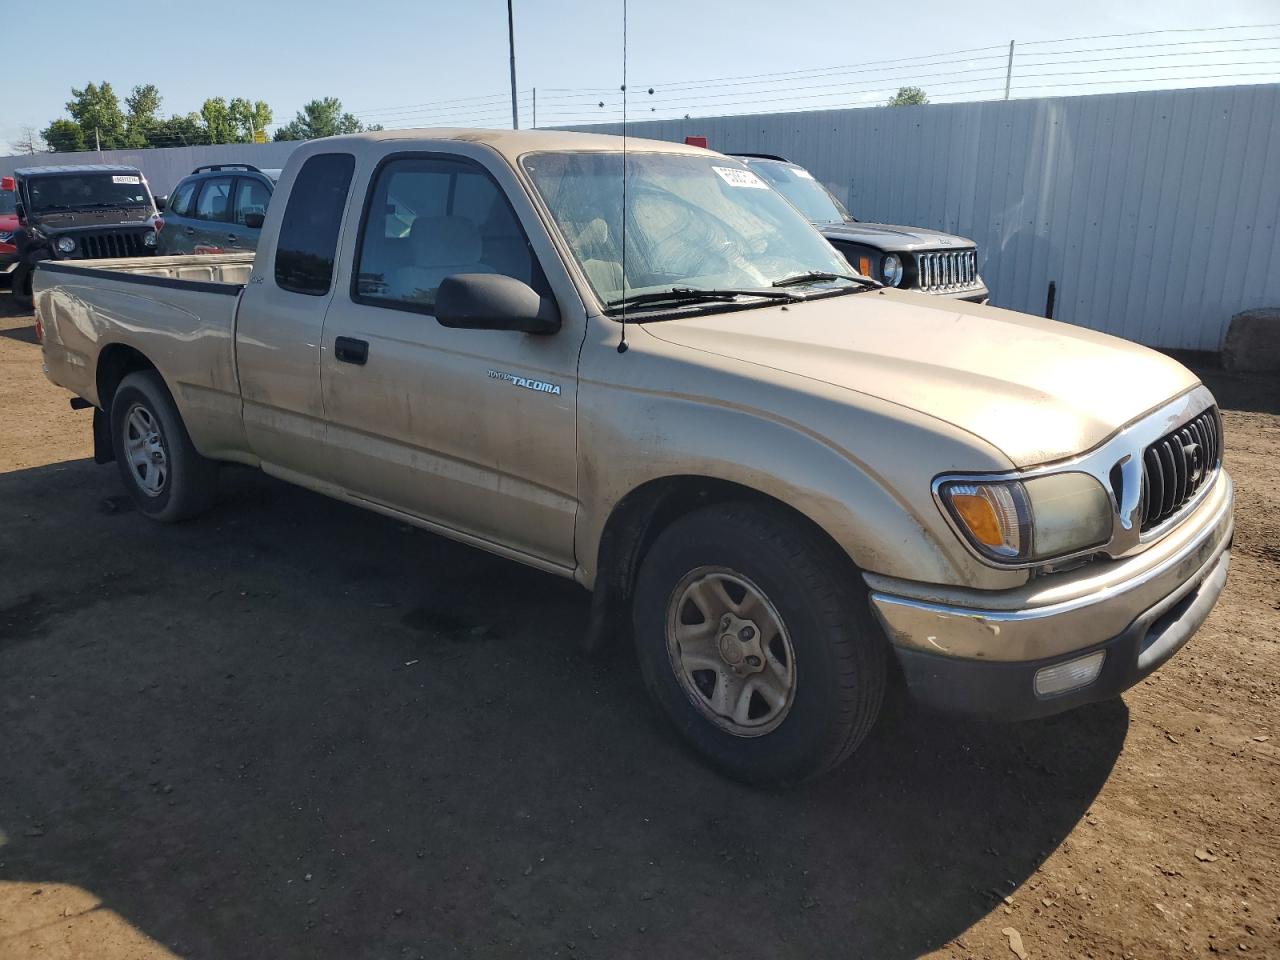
[1,287,1277,959]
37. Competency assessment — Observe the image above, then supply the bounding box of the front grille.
[915,249,979,292]
[77,231,146,259]
[1140,407,1221,532]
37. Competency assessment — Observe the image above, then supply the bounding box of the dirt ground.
[0,284,1277,960]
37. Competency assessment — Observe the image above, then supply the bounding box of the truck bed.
[35,253,256,459]
[39,252,255,288]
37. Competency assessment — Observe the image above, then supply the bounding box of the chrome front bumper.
[864,470,1233,718]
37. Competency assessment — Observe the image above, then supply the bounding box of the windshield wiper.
[772,271,879,289]
[604,287,798,313]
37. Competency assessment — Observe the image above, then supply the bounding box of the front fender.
[574,337,1028,593]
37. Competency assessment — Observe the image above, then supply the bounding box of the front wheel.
[632,502,887,784]
[109,370,218,521]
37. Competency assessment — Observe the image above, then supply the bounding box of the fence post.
[1004,40,1015,100]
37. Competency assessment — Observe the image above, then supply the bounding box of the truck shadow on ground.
[0,459,1127,959]
[0,286,29,320]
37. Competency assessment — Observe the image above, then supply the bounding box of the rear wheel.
[632,502,887,784]
[109,370,218,521]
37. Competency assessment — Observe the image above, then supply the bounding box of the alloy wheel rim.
[124,403,168,497]
[665,566,797,737]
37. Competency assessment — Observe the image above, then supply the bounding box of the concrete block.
[1223,308,1280,373]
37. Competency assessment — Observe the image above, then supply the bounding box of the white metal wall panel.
[569,83,1280,350]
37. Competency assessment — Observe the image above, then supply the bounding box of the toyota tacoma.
[33,130,1231,783]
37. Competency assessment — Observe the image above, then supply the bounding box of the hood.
[641,290,1200,468]
[820,220,974,252]
[30,208,155,231]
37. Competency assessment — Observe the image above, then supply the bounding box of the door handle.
[227,234,240,243]
[184,226,196,235]
[334,336,369,365]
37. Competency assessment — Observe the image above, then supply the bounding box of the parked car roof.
[14,164,145,177]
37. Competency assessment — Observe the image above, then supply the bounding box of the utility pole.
[95,126,101,153]
[507,0,519,129]
[1003,39,1013,100]
[532,88,537,129]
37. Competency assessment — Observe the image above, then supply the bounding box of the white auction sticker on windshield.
[112,175,141,184]
[712,166,769,189]
[793,168,815,180]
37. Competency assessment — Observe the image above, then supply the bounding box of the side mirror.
[152,195,168,211]
[244,212,266,229]
[435,274,560,335]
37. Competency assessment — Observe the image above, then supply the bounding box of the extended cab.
[9,164,161,306]
[34,130,1232,784]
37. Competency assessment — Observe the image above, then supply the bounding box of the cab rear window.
[274,153,355,297]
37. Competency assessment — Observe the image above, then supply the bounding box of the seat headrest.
[409,216,483,265]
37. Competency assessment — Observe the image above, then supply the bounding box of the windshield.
[522,151,856,307]
[25,173,152,213]
[747,160,851,224]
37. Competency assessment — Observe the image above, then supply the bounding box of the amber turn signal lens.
[857,255,871,277]
[950,493,1003,546]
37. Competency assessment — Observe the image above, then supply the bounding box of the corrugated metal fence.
[5,84,1277,349]
[573,83,1280,351]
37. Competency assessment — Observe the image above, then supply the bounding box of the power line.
[539,42,1010,94]
[1018,21,1280,46]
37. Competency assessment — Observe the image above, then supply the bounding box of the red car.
[0,176,18,282]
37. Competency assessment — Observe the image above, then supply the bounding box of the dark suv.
[731,154,988,303]
[158,163,280,256]
[8,164,161,305]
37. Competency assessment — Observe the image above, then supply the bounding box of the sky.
[2,0,1278,152]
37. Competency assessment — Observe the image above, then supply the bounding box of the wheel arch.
[581,474,864,655]
[96,343,159,412]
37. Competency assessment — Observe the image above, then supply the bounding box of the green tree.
[149,112,208,147]
[42,118,87,153]
[229,98,273,142]
[886,86,929,107]
[198,96,274,144]
[273,97,367,141]
[199,97,238,144]
[124,83,163,148]
[65,81,127,147]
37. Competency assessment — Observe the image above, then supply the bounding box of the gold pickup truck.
[34,130,1233,784]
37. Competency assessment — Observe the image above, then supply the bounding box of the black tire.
[109,370,218,522]
[632,502,887,785]
[12,263,33,309]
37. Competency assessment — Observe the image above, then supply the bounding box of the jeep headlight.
[143,230,157,247]
[56,236,76,254]
[881,253,903,287]
[938,472,1112,563]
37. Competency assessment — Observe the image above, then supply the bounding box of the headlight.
[56,236,76,254]
[881,253,903,286]
[938,472,1112,564]
[143,231,157,247]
